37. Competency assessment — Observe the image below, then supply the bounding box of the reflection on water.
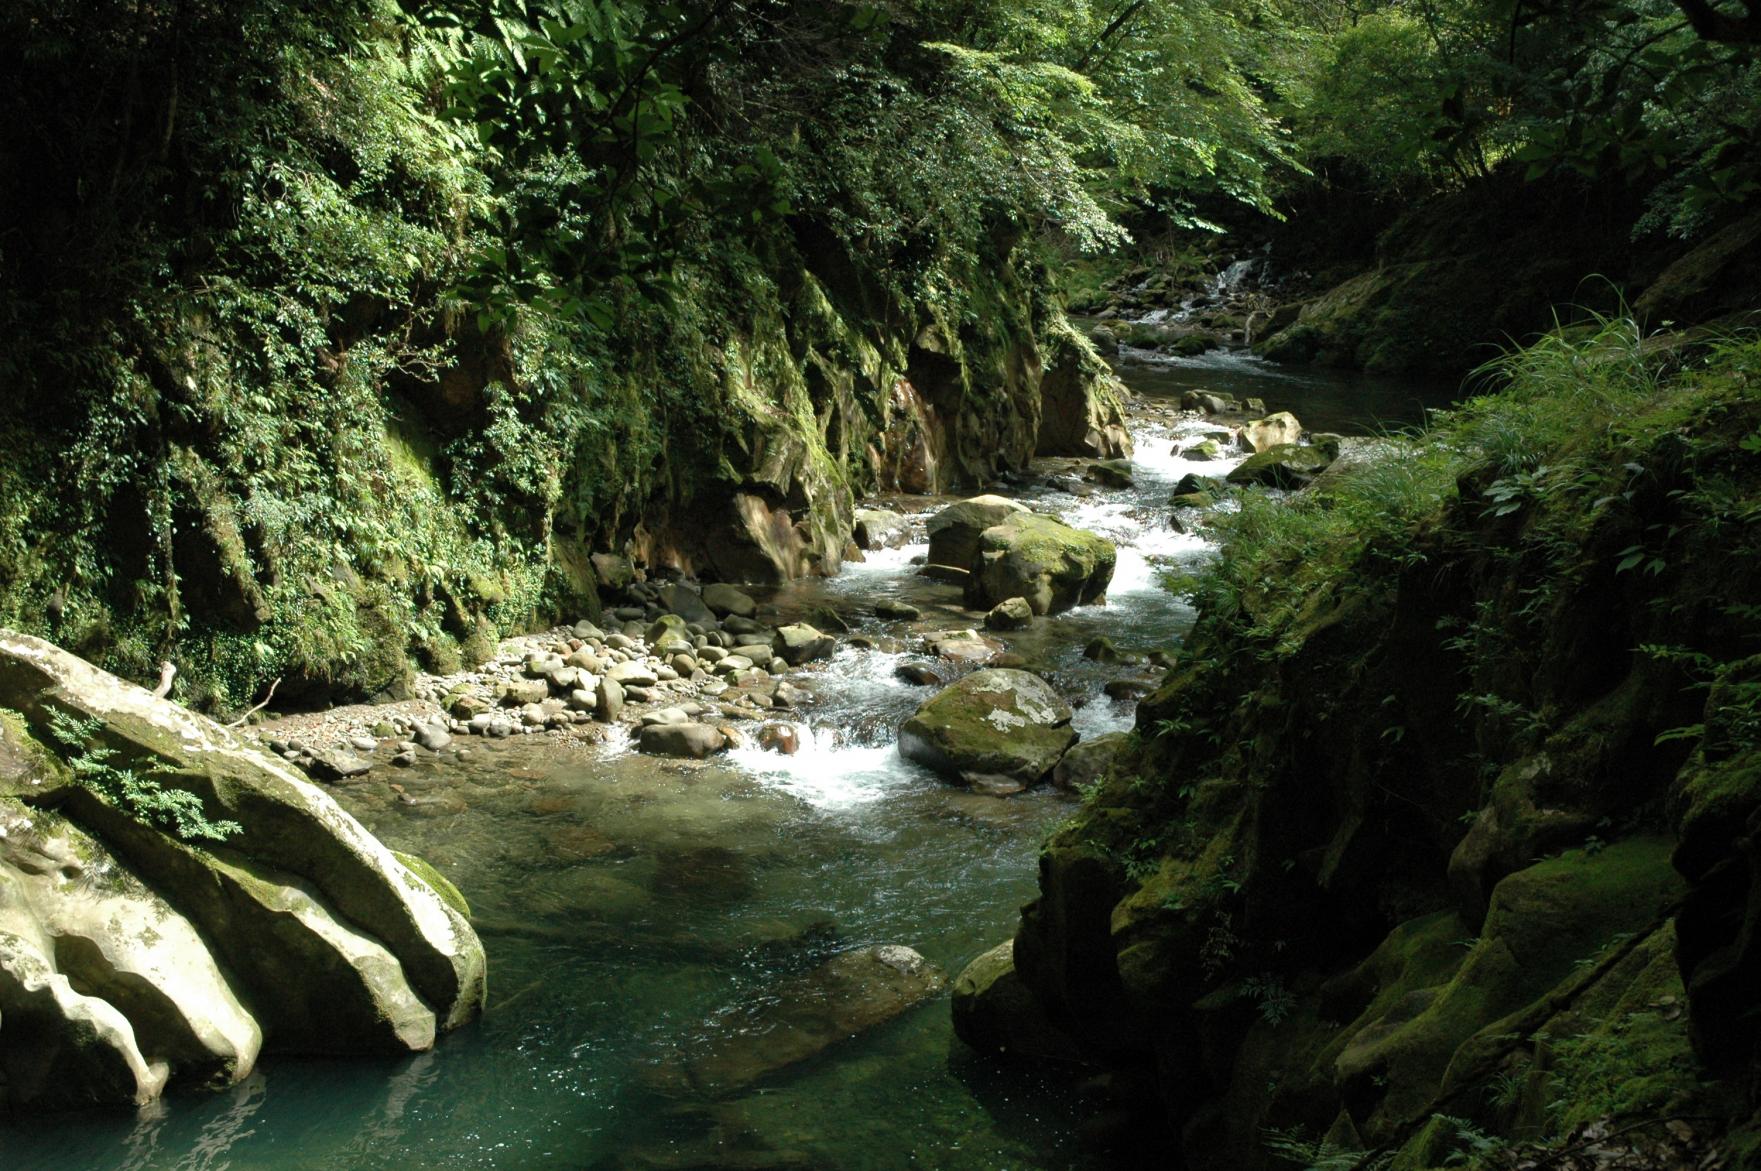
[3,345,1437,1171]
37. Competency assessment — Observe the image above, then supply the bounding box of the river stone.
[607,661,659,687]
[1243,411,1302,453]
[758,724,801,754]
[701,583,757,619]
[1225,443,1333,490]
[413,724,451,752]
[656,945,946,1096]
[500,678,549,706]
[595,677,626,722]
[590,554,635,591]
[1180,439,1223,461]
[964,513,1116,616]
[873,599,921,620]
[985,597,1034,631]
[1182,390,1236,415]
[0,631,487,1040]
[898,668,1078,789]
[924,630,1001,664]
[304,747,372,781]
[1051,732,1132,791]
[772,624,835,667]
[951,939,1082,1062]
[895,663,945,686]
[853,508,910,550]
[657,584,716,626]
[926,495,1030,572]
[637,722,727,759]
[1084,459,1134,488]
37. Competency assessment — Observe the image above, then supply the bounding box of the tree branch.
[1671,0,1761,44]
[1076,0,1151,72]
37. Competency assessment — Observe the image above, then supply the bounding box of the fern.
[45,708,241,843]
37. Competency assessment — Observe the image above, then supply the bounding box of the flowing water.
[5,348,1459,1171]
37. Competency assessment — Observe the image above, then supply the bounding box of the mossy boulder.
[926,495,1030,573]
[1225,443,1333,490]
[898,668,1078,791]
[964,512,1116,616]
[952,939,1083,1061]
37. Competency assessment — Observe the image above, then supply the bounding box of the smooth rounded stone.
[985,596,1034,631]
[605,633,636,651]
[714,655,756,677]
[873,599,922,621]
[647,613,689,645]
[757,724,801,754]
[595,677,626,723]
[655,665,680,682]
[636,722,728,759]
[1243,410,1303,453]
[567,688,598,712]
[744,691,775,709]
[926,495,1031,571]
[499,677,549,707]
[641,707,693,727]
[731,643,771,662]
[772,624,836,667]
[350,735,378,753]
[895,662,945,687]
[1225,442,1333,490]
[612,606,646,622]
[1180,439,1223,461]
[304,748,372,781]
[519,704,548,727]
[767,657,790,675]
[1083,636,1140,665]
[571,620,606,641]
[722,615,765,637]
[1103,678,1156,701]
[487,718,514,739]
[656,584,716,626]
[701,583,758,619]
[669,654,698,675]
[898,668,1078,790]
[852,508,910,550]
[772,681,807,709]
[607,661,659,687]
[1084,459,1134,488]
[624,686,655,704]
[924,629,1002,664]
[1052,731,1132,791]
[964,512,1116,617]
[697,645,728,663]
[523,653,565,678]
[391,751,416,768]
[951,939,1082,1061]
[544,665,584,693]
[1181,390,1237,415]
[413,724,452,752]
[651,945,947,1096]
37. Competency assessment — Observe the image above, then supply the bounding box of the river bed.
[3,346,1457,1171]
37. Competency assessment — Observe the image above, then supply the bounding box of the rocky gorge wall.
[0,222,1129,716]
[953,332,1761,1167]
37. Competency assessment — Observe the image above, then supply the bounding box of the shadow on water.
[2,346,1443,1171]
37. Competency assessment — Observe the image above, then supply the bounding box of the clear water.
[3,348,1455,1171]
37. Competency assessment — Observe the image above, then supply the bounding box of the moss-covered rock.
[965,512,1117,616]
[898,668,1078,790]
[1225,443,1333,490]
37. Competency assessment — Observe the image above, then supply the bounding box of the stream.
[4,346,1455,1171]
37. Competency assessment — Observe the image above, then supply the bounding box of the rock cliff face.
[0,631,487,1112]
[955,369,1761,1166]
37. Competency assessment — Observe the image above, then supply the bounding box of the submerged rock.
[898,668,1078,790]
[657,945,946,1096]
